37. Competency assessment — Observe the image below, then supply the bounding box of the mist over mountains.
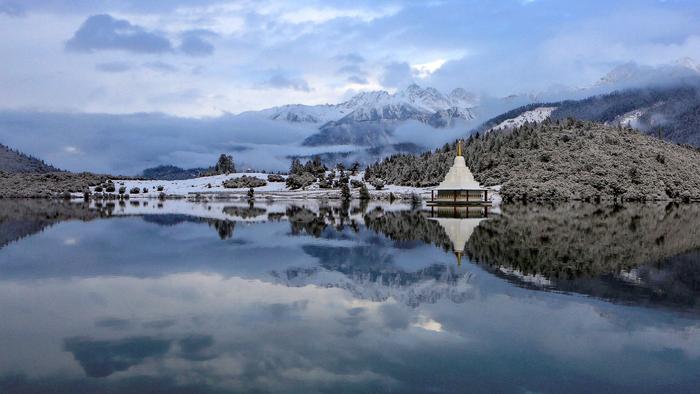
[2,59,700,176]
[480,79,700,147]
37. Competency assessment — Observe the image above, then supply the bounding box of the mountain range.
[257,84,479,147]
[479,81,700,146]
[3,59,700,176]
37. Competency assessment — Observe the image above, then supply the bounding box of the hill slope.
[477,82,700,147]
[367,119,700,201]
[0,143,60,173]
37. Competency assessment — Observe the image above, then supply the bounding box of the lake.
[1,199,699,393]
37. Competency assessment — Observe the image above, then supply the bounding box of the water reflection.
[1,199,700,393]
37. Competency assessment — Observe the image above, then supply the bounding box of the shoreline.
[3,169,700,203]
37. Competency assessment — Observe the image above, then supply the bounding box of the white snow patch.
[96,171,501,207]
[488,107,555,132]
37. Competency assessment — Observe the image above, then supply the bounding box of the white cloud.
[278,5,401,24]
[411,59,447,78]
[63,146,81,154]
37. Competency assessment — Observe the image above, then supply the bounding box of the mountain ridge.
[476,81,700,147]
[0,143,61,174]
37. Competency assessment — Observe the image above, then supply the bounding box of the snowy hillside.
[488,107,555,132]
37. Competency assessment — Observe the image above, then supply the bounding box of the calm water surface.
[1,199,700,393]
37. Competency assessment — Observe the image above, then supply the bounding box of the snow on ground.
[96,171,500,205]
[615,109,645,128]
[105,172,434,200]
[488,107,555,132]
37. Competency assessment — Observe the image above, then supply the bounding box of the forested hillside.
[368,118,700,201]
[477,82,700,146]
[0,143,61,173]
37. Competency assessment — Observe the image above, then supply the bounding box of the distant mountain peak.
[673,57,700,72]
[596,60,700,88]
[263,84,478,129]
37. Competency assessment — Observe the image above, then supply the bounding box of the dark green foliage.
[247,187,255,201]
[368,118,700,201]
[350,161,360,175]
[118,186,126,194]
[215,154,236,174]
[267,174,285,182]
[130,187,140,194]
[289,158,304,175]
[223,176,266,188]
[286,173,315,189]
[370,178,385,190]
[308,156,327,176]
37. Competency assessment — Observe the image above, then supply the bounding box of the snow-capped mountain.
[595,58,700,88]
[267,84,480,147]
[260,84,478,139]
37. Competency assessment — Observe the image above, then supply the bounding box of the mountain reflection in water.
[1,199,700,393]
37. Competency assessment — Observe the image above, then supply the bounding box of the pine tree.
[289,158,303,175]
[215,154,235,174]
[247,187,255,201]
[350,161,360,175]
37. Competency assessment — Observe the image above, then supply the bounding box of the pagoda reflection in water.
[428,205,489,265]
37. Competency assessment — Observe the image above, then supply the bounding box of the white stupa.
[429,140,489,205]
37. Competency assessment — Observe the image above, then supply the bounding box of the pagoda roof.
[435,155,483,191]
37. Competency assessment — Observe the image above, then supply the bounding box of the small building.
[428,140,489,206]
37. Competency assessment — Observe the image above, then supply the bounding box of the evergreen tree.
[350,161,360,175]
[247,187,255,201]
[364,166,373,181]
[215,154,235,174]
[289,158,304,175]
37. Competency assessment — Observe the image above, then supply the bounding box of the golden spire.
[457,140,463,157]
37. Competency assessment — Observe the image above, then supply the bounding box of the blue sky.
[1,0,699,117]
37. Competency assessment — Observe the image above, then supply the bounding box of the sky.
[1,0,700,174]
[1,0,699,117]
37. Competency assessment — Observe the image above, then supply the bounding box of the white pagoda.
[428,140,489,205]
